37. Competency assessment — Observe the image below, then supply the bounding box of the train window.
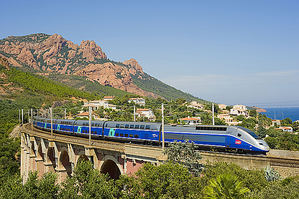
[135,125,139,129]
[105,123,108,127]
[125,134,128,137]
[130,124,134,128]
[145,125,150,129]
[120,124,124,128]
[134,135,139,138]
[116,124,120,128]
[140,125,145,129]
[238,133,241,137]
[125,124,129,128]
[129,134,133,138]
[120,133,123,137]
[115,133,119,136]
[196,126,227,131]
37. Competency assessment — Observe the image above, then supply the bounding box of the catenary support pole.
[89,106,92,146]
[21,109,23,125]
[212,103,215,125]
[162,103,165,150]
[50,108,53,137]
[134,105,136,122]
[31,108,33,130]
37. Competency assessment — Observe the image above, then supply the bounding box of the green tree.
[164,140,203,176]
[0,134,20,183]
[0,175,25,198]
[203,173,250,199]
[202,162,268,192]
[115,175,142,199]
[256,177,299,199]
[281,117,292,126]
[59,160,116,199]
[136,162,193,199]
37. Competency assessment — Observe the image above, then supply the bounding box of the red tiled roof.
[181,117,200,121]
[137,109,150,111]
[77,112,89,116]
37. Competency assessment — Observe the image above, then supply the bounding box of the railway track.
[21,123,299,169]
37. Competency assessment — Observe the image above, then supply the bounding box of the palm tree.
[204,173,250,199]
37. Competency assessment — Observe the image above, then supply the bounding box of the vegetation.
[203,173,250,199]
[264,127,299,151]
[4,67,97,100]
[165,140,203,176]
[131,72,206,102]
[1,159,299,198]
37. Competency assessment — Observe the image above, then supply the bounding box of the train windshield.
[238,126,259,139]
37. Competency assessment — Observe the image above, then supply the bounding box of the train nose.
[257,139,270,152]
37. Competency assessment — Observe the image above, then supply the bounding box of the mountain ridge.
[0,33,206,102]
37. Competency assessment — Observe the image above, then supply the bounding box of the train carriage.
[32,117,269,153]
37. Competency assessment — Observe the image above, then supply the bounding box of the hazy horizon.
[1,0,299,107]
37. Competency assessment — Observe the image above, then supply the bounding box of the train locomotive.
[33,117,270,154]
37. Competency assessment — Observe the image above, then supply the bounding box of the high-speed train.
[33,117,270,153]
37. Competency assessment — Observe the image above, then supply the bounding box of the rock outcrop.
[0,33,107,73]
[75,62,157,97]
[0,33,158,97]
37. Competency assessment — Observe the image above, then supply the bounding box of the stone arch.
[100,155,122,180]
[37,144,44,161]
[47,147,56,169]
[59,150,72,176]
[77,154,89,164]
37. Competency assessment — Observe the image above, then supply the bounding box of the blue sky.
[1,0,299,107]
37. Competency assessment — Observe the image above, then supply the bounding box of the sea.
[260,107,299,122]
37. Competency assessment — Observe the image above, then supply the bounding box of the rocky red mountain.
[0,33,202,101]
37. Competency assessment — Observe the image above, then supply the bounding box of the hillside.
[0,33,206,102]
[47,73,130,97]
[0,57,99,132]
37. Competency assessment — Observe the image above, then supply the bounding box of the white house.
[272,120,281,126]
[103,96,115,101]
[128,98,145,106]
[218,104,227,110]
[136,108,156,121]
[217,114,233,124]
[187,101,204,110]
[230,104,248,117]
[83,100,109,110]
[180,116,201,125]
[278,127,293,133]
[84,100,117,110]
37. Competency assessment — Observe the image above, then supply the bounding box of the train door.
[226,127,238,148]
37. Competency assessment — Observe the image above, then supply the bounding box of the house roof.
[180,117,200,121]
[137,109,150,111]
[279,127,292,130]
[129,97,144,100]
[103,96,115,99]
[77,112,89,117]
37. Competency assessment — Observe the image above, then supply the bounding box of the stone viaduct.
[20,124,299,183]
[20,124,166,183]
